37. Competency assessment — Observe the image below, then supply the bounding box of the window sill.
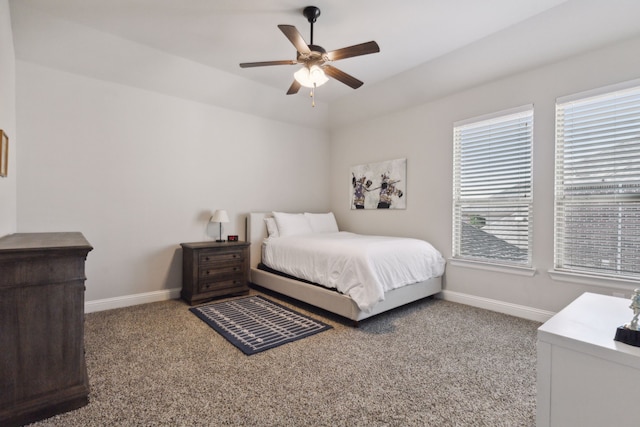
[448,258,536,277]
[548,269,640,291]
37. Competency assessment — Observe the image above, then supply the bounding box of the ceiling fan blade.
[326,41,380,61]
[286,80,301,95]
[278,25,311,54]
[323,65,364,89]
[240,60,297,68]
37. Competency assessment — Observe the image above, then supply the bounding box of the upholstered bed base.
[246,212,442,323]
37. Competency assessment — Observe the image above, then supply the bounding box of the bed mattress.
[262,232,445,312]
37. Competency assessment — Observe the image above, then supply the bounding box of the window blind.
[453,106,533,266]
[555,83,640,279]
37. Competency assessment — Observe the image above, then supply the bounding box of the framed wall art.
[350,158,406,210]
[0,130,8,177]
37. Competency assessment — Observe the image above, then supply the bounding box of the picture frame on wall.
[0,130,7,177]
[350,158,406,210]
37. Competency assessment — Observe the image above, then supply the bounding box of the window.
[555,81,640,280]
[453,105,533,267]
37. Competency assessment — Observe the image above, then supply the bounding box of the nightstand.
[180,241,250,305]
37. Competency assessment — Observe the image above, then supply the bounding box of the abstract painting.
[350,158,406,209]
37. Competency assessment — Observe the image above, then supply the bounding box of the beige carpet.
[30,289,539,426]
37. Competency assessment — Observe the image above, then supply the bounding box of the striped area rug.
[190,295,332,355]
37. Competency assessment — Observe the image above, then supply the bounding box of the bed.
[246,212,445,323]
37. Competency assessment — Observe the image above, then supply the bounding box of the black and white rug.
[190,295,332,355]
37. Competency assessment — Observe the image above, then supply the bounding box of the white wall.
[9,3,329,131]
[330,35,640,314]
[0,0,17,237]
[12,6,640,316]
[17,61,330,304]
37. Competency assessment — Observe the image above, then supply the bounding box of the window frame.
[553,79,640,282]
[452,104,534,269]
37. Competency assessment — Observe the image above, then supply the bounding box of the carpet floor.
[29,289,540,426]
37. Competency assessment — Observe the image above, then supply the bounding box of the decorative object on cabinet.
[614,288,640,347]
[227,235,238,242]
[0,232,93,427]
[180,241,250,305]
[0,129,8,177]
[210,209,229,242]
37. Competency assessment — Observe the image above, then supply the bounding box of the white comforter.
[262,232,446,313]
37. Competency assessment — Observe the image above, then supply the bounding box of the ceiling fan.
[239,6,380,105]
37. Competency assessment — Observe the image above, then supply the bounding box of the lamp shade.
[211,209,229,223]
[294,65,329,88]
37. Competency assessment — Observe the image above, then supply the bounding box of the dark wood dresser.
[180,241,250,305]
[0,232,93,427]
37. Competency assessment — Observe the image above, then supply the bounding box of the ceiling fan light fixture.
[294,65,329,88]
[239,5,379,99]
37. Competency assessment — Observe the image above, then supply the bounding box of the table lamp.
[210,209,229,242]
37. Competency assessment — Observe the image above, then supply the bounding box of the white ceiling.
[9,0,640,128]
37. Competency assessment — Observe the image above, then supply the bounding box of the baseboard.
[437,290,555,323]
[85,288,182,313]
[84,287,556,322]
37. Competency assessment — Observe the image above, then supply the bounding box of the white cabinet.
[537,292,640,427]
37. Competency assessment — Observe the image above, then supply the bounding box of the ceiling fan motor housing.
[297,44,328,67]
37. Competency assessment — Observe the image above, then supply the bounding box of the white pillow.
[272,212,313,237]
[264,217,279,238]
[305,212,339,233]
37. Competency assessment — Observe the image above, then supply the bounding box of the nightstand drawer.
[199,277,245,294]
[199,250,244,267]
[199,264,243,280]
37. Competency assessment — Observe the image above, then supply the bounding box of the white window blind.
[453,106,533,266]
[555,82,640,280]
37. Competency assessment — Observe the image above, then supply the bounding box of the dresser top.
[538,292,640,366]
[0,232,93,252]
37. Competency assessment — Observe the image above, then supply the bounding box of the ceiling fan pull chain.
[311,83,316,107]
